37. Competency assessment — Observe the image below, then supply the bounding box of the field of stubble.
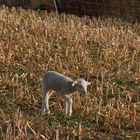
[0,6,140,140]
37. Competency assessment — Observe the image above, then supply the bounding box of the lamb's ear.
[72,81,78,86]
[87,82,91,86]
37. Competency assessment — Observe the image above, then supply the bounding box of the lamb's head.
[72,79,91,95]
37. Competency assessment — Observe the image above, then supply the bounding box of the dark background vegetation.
[0,0,140,22]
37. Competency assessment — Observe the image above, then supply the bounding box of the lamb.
[41,71,91,117]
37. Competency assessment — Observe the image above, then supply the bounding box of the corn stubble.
[0,6,140,140]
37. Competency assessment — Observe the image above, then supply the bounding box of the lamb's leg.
[68,97,73,116]
[41,89,48,113]
[41,80,53,114]
[62,95,73,117]
[64,98,68,116]
[41,80,46,113]
[45,91,53,114]
[42,90,53,113]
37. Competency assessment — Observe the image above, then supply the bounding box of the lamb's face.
[72,79,91,95]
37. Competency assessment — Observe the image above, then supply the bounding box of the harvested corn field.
[0,6,140,139]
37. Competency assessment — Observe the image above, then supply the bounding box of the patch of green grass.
[9,64,27,75]
[114,79,140,90]
[0,97,18,117]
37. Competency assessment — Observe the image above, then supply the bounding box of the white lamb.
[41,71,91,116]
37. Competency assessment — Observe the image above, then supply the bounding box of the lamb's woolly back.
[42,71,73,92]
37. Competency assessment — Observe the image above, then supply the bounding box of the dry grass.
[0,6,140,140]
